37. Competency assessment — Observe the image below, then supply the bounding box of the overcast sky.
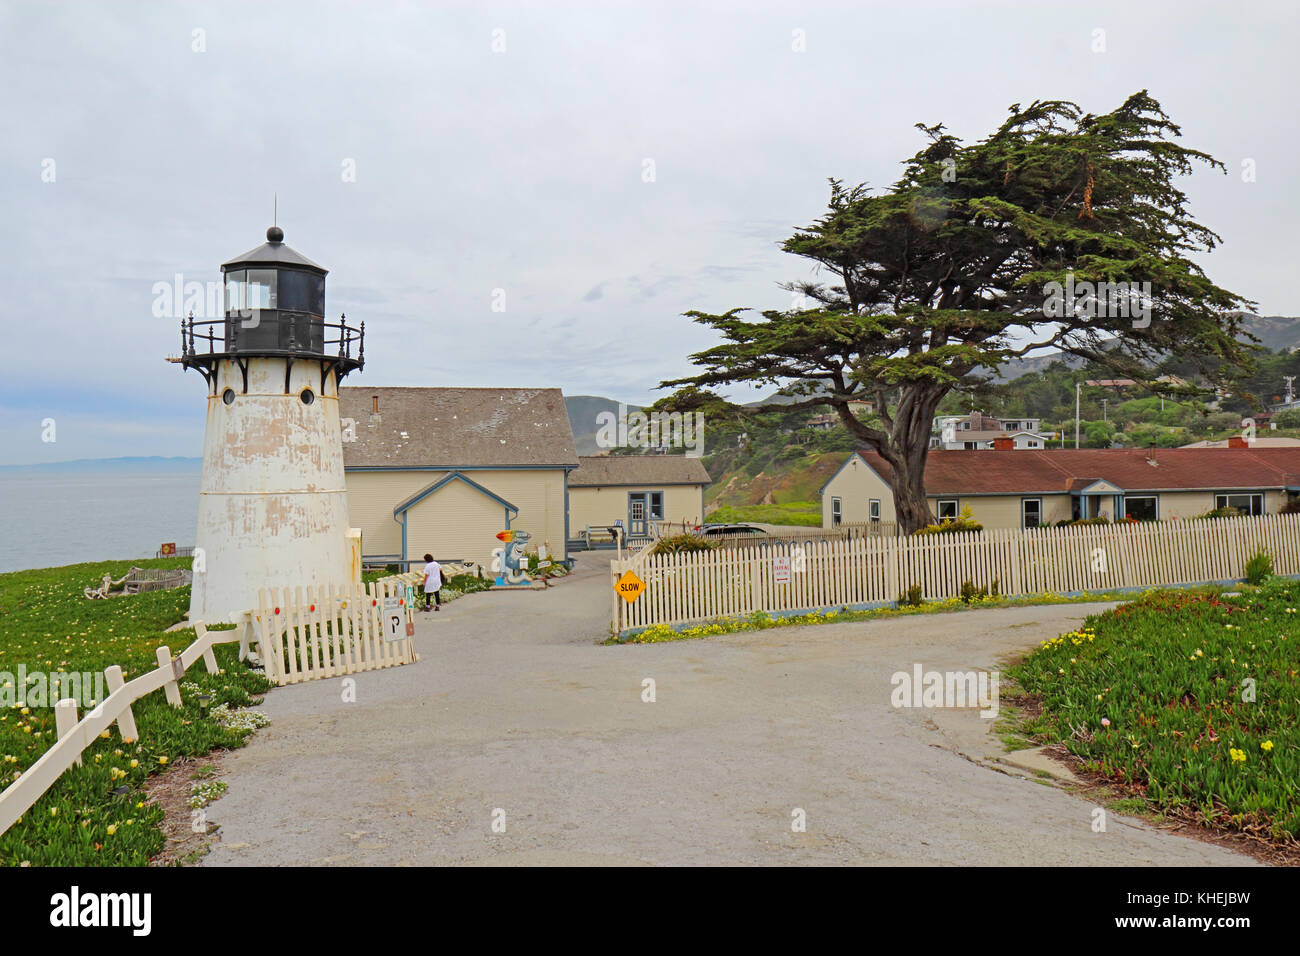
[1,0,1295,464]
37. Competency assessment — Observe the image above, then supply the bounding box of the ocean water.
[0,471,200,574]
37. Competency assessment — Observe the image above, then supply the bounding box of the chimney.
[1227,435,1247,448]
[993,436,1014,451]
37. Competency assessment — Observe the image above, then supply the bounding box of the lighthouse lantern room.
[178,226,364,623]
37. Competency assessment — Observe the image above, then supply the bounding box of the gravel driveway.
[202,554,1252,866]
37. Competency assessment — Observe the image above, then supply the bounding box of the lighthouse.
[177,226,364,623]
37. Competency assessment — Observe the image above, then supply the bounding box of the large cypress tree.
[662,92,1254,532]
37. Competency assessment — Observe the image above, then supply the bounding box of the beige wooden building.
[568,455,710,538]
[340,387,578,570]
[821,444,1300,530]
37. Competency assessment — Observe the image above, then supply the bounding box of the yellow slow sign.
[615,570,645,603]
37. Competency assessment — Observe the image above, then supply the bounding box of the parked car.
[700,524,768,537]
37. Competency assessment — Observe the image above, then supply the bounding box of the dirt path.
[202,555,1254,866]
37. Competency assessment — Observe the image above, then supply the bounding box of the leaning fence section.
[610,513,1300,636]
[253,577,419,685]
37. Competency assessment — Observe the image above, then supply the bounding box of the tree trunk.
[885,446,933,534]
[834,382,946,534]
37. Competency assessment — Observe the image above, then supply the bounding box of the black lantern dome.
[180,227,363,389]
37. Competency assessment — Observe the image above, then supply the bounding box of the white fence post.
[103,664,139,742]
[156,645,183,707]
[54,699,80,767]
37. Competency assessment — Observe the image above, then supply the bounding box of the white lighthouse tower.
[178,226,364,623]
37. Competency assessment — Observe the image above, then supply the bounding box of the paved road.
[203,554,1252,866]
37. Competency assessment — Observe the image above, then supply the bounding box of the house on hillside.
[340,387,579,570]
[932,411,1050,450]
[567,455,710,539]
[820,442,1300,530]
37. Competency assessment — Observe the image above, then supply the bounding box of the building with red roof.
[820,441,1300,529]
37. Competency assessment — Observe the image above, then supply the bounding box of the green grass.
[0,558,272,865]
[1010,578,1300,841]
[705,501,823,527]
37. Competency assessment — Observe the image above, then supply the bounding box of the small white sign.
[382,596,405,641]
[773,555,792,585]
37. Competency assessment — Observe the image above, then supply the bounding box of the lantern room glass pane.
[246,270,277,310]
[224,270,245,313]
[278,270,325,315]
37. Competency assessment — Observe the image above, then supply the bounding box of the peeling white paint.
[189,358,354,623]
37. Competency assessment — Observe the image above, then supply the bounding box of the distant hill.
[563,395,642,456]
[995,314,1299,381]
[0,456,201,473]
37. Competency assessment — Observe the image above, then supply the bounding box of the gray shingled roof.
[339,387,578,468]
[569,455,711,487]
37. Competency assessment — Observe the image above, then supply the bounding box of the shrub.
[650,533,718,555]
[1272,408,1300,429]
[1194,506,1241,520]
[1280,497,1300,515]
[914,505,983,535]
[1245,549,1273,586]
[959,580,989,604]
[898,584,924,606]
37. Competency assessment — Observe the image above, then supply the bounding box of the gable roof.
[393,471,518,516]
[340,387,579,469]
[852,447,1300,495]
[569,455,711,488]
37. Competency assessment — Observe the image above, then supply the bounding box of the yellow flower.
[1261,740,1274,752]
[129,759,139,768]
[1229,748,1246,763]
[158,756,168,765]
[106,823,118,835]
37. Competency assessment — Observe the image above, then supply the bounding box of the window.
[1004,421,1020,430]
[246,269,278,310]
[224,270,246,313]
[649,491,664,520]
[963,441,978,450]
[1027,440,1040,448]
[278,269,326,315]
[937,499,959,520]
[869,499,881,523]
[1123,496,1158,521]
[831,497,842,526]
[1215,493,1263,516]
[1022,498,1042,528]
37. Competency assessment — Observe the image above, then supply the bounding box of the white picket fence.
[611,513,1300,636]
[0,620,242,836]
[253,575,422,685]
[0,571,426,837]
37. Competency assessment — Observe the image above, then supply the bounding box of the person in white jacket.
[420,552,442,612]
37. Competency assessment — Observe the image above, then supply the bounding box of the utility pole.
[1101,398,1108,422]
[1075,381,1081,449]
[1285,375,1297,407]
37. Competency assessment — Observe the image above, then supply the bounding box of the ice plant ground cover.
[1011,578,1300,842]
[0,558,272,865]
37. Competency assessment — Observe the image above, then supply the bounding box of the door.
[628,493,648,536]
